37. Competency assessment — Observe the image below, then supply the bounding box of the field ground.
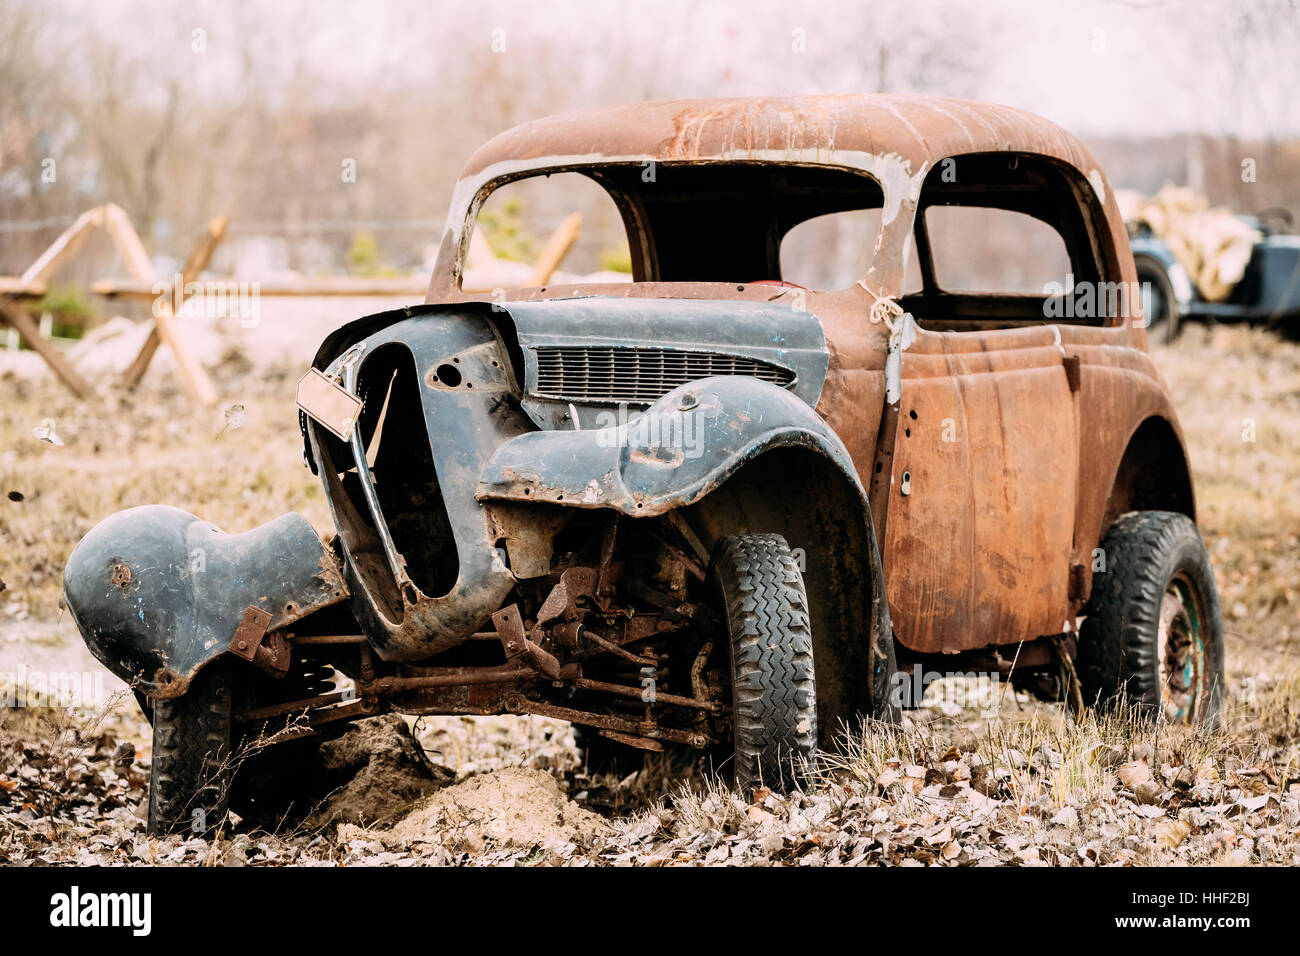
[0,313,1297,865]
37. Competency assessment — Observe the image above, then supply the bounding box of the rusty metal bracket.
[492,604,528,660]
[596,513,619,599]
[492,603,563,679]
[599,730,665,752]
[532,567,597,637]
[228,605,290,677]
[507,694,710,749]
[229,605,272,660]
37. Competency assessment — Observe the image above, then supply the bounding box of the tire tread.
[713,533,817,791]
[147,661,233,836]
[1079,510,1223,723]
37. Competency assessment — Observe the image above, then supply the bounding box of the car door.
[882,167,1091,655]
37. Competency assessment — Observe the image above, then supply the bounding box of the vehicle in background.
[1130,206,1300,341]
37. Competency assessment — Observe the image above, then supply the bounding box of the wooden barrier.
[0,204,222,404]
[1,207,586,402]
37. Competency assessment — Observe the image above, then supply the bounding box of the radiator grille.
[532,346,795,404]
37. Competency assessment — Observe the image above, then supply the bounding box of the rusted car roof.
[433,94,1125,297]
[459,94,1100,180]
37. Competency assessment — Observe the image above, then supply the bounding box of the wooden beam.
[0,301,92,398]
[0,278,47,297]
[528,213,582,287]
[179,216,230,285]
[146,304,218,405]
[92,275,429,298]
[122,215,227,395]
[101,203,154,282]
[20,207,105,286]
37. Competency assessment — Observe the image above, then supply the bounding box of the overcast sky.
[42,0,1300,139]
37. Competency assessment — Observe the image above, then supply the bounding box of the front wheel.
[1078,511,1224,725]
[147,660,234,836]
[710,533,817,793]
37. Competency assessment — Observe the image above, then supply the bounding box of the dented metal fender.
[62,506,348,698]
[476,375,861,515]
[477,374,900,728]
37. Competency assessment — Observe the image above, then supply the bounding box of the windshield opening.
[462,162,885,289]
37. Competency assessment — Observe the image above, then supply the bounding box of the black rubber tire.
[147,660,234,836]
[1078,511,1224,725]
[1135,256,1181,344]
[711,533,817,793]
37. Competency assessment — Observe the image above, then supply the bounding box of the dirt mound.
[304,715,454,828]
[343,767,612,853]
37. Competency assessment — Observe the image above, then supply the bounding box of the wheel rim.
[1156,572,1205,722]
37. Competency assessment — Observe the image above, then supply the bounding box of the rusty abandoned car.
[63,95,1224,833]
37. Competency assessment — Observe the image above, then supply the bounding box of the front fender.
[476,376,861,514]
[62,506,348,698]
[477,375,899,728]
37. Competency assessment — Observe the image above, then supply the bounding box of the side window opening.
[924,206,1070,294]
[907,153,1112,331]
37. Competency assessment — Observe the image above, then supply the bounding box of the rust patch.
[150,666,187,699]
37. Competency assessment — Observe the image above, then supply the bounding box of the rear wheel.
[1078,511,1224,725]
[710,533,817,793]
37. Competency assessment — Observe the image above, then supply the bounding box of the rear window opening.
[782,208,922,293]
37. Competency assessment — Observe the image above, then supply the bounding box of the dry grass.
[822,685,1297,812]
[1152,324,1300,666]
[0,360,330,621]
